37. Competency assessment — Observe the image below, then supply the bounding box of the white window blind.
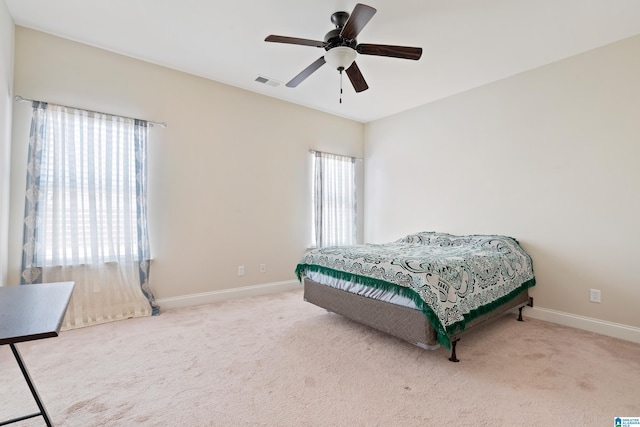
[311,151,357,248]
[36,109,139,266]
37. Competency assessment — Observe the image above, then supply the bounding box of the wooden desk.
[0,282,74,427]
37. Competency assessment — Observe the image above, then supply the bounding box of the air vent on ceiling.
[255,76,281,87]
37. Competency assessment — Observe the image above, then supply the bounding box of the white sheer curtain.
[21,102,158,329]
[311,151,357,248]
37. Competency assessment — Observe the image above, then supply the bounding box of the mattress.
[306,270,417,309]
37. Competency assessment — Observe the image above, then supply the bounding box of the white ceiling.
[6,0,640,123]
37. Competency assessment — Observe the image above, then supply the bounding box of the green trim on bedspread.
[295,232,536,349]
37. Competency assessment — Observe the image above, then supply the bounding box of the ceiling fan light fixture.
[324,46,357,70]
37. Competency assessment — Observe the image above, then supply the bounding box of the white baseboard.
[156,280,301,311]
[524,306,640,344]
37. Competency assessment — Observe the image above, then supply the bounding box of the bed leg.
[517,297,533,321]
[448,339,460,363]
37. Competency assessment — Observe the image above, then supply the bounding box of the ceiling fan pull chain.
[339,68,343,104]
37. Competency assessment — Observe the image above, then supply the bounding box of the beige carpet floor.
[1,289,639,426]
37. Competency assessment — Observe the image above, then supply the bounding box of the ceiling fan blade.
[357,44,423,60]
[345,62,369,93]
[286,56,327,88]
[340,3,377,40]
[265,35,326,48]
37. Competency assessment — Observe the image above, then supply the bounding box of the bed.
[295,232,536,361]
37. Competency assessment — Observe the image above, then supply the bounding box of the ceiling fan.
[265,3,422,98]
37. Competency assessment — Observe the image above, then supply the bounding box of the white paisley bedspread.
[296,231,536,345]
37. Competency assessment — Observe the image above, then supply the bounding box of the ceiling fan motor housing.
[324,28,357,50]
[325,11,358,50]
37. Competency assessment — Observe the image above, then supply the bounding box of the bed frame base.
[304,278,533,362]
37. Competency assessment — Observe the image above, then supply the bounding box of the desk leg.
[4,344,53,427]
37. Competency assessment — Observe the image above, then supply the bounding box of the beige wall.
[9,27,364,298]
[0,3,14,286]
[365,35,640,328]
[7,24,639,331]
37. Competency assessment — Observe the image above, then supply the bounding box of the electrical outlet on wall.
[589,289,601,303]
[238,266,245,276]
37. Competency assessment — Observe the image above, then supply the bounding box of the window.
[36,115,139,266]
[21,101,157,328]
[25,105,143,267]
[310,150,357,248]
